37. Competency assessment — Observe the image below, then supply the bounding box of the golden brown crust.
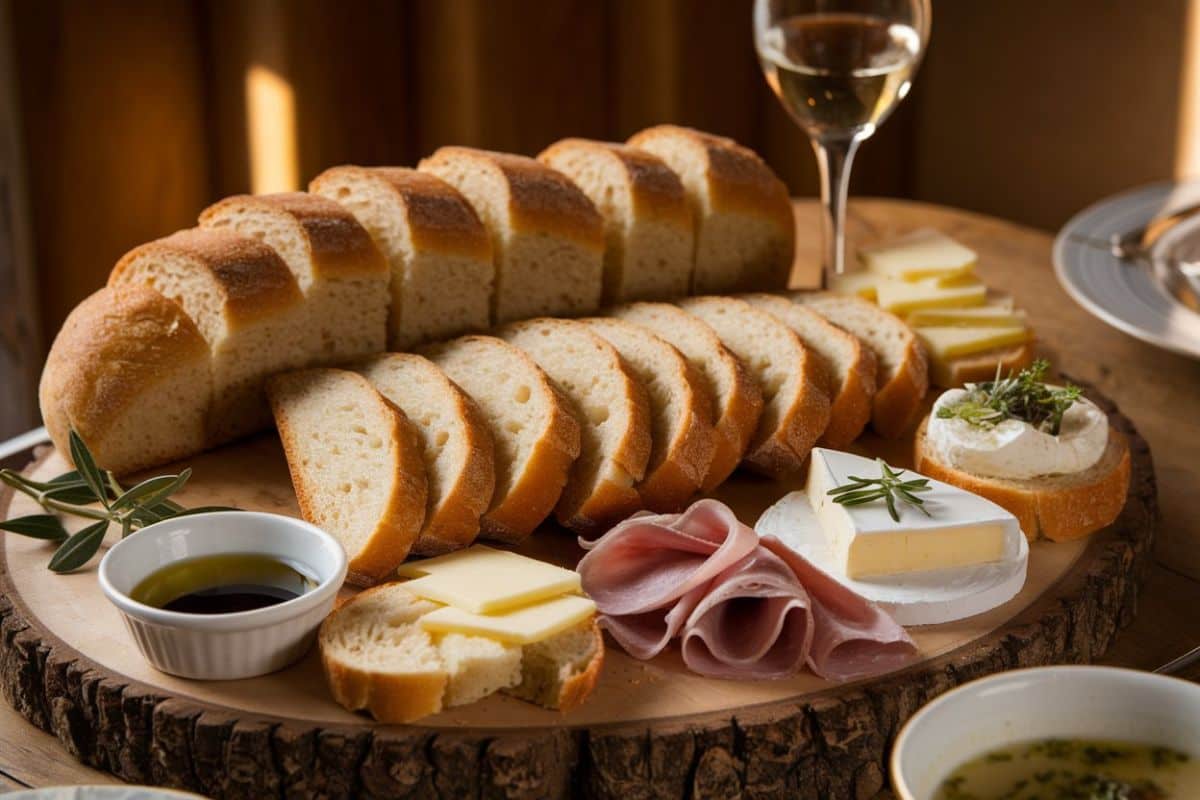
[419,147,605,250]
[310,166,493,262]
[109,227,303,325]
[538,138,693,230]
[38,286,211,475]
[930,340,1038,388]
[552,620,605,713]
[872,333,929,439]
[199,192,388,280]
[914,416,1132,543]
[268,369,426,586]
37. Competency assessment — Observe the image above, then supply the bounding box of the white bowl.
[99,511,346,680]
[891,665,1200,799]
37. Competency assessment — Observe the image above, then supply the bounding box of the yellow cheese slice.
[916,325,1032,360]
[875,276,987,314]
[397,545,582,613]
[907,302,1027,328]
[860,228,977,282]
[419,594,596,644]
[828,270,880,300]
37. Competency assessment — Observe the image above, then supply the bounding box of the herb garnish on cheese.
[935,360,1081,436]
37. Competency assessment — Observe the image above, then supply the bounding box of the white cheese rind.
[804,448,1022,579]
[927,389,1108,479]
[397,545,582,613]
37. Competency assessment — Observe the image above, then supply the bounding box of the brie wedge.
[805,448,1023,579]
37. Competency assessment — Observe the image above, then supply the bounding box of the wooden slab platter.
[0,378,1155,800]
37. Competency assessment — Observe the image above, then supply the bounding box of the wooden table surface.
[2,198,1199,794]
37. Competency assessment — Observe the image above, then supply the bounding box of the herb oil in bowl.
[934,738,1197,799]
[130,553,317,615]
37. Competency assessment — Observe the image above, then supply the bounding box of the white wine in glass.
[754,0,930,279]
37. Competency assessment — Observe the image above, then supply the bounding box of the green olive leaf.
[0,514,68,541]
[67,430,108,509]
[48,520,109,573]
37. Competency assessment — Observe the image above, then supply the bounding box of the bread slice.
[419,147,605,323]
[109,228,311,445]
[355,354,495,556]
[677,296,830,476]
[420,335,580,542]
[581,317,716,512]
[538,138,693,302]
[914,416,1131,543]
[319,583,604,722]
[309,167,494,349]
[39,286,212,476]
[198,192,389,362]
[608,301,763,492]
[741,292,877,448]
[267,368,427,586]
[929,341,1037,388]
[498,318,652,533]
[792,292,929,439]
[627,124,795,293]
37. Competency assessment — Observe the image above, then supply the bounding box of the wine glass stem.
[812,136,862,281]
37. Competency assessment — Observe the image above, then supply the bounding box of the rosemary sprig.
[827,458,932,522]
[936,359,1081,436]
[0,429,235,573]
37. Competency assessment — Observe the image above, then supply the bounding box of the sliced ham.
[578,499,918,682]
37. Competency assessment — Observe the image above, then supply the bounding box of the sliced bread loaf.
[421,335,580,542]
[539,138,694,302]
[198,192,389,362]
[419,147,605,323]
[914,416,1131,543]
[677,296,830,476]
[39,286,212,476]
[109,228,310,445]
[741,292,877,448]
[581,317,715,512]
[498,318,652,533]
[505,618,604,712]
[627,125,795,293]
[791,292,929,439]
[355,354,495,556]
[268,368,427,586]
[608,301,763,492]
[309,167,494,349]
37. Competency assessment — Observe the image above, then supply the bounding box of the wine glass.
[754,0,931,281]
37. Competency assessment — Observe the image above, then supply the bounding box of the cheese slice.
[875,276,987,314]
[828,269,880,300]
[916,325,1031,360]
[805,448,1022,579]
[397,545,582,613]
[419,594,596,644]
[907,300,1025,327]
[860,228,977,282]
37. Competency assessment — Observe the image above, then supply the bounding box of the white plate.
[1054,180,1200,358]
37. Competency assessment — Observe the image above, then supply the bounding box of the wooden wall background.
[0,0,1194,437]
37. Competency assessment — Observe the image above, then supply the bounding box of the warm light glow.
[245,64,299,193]
[1177,0,1200,178]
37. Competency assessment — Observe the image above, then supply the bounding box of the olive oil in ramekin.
[130,553,316,615]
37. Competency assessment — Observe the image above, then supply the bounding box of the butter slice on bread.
[914,416,1131,542]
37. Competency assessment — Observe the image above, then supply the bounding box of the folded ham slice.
[577,499,918,682]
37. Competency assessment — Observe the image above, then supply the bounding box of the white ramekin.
[99,511,347,680]
[890,665,1200,799]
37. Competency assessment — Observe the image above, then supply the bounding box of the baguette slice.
[627,124,795,292]
[309,167,494,349]
[581,317,716,512]
[929,341,1037,388]
[677,296,831,476]
[914,416,1131,543]
[355,354,495,556]
[109,228,310,445]
[268,368,427,586]
[792,292,929,439]
[198,192,389,362]
[421,335,581,542]
[419,147,605,323]
[608,302,763,492]
[498,318,652,533]
[505,618,605,712]
[539,138,694,303]
[39,286,212,476]
[741,292,877,448]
